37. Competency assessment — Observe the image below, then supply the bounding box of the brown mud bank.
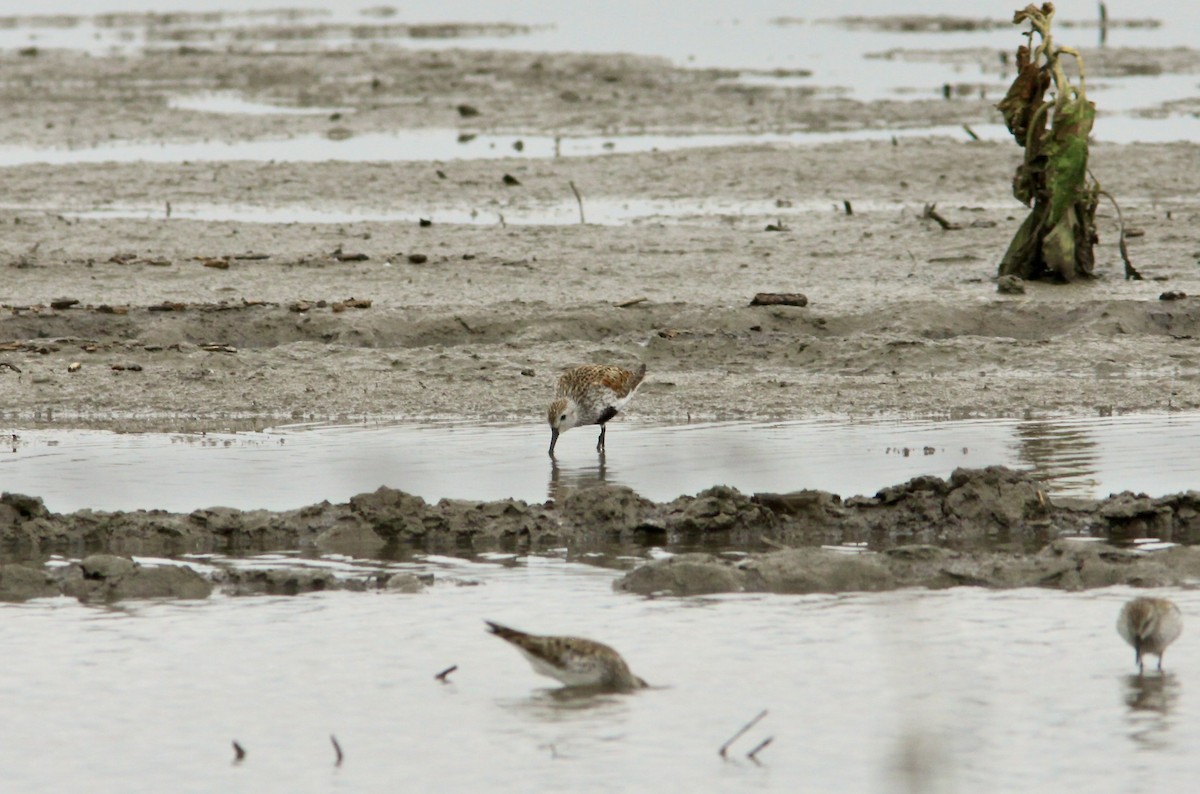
[3,465,1199,601]
[2,139,1200,428]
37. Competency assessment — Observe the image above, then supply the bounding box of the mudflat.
[1,38,1198,430]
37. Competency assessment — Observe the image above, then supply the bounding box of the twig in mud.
[1097,189,1142,280]
[614,296,648,308]
[331,734,344,766]
[719,709,768,758]
[843,200,853,216]
[569,180,586,224]
[747,736,774,764]
[435,664,458,683]
[498,212,506,228]
[1099,2,1109,47]
[455,316,482,335]
[232,740,247,763]
[962,124,979,141]
[922,203,963,230]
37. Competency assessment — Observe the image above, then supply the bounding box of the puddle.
[2,412,1198,513]
[1,561,1197,791]
[0,125,973,167]
[60,195,1014,227]
[0,6,538,56]
[7,0,1200,116]
[167,91,354,116]
[2,115,1194,171]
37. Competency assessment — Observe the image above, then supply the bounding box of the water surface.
[0,556,1194,792]
[2,412,1197,513]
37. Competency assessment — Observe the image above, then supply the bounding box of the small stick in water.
[922,203,963,230]
[331,734,344,766]
[718,709,768,758]
[569,180,586,224]
[747,736,774,764]
[435,664,458,683]
[232,740,246,763]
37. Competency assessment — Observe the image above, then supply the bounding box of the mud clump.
[615,540,1200,596]
[213,566,366,596]
[613,555,747,596]
[666,485,779,542]
[0,563,59,601]
[5,466,1200,566]
[560,485,661,538]
[349,487,561,548]
[59,554,212,602]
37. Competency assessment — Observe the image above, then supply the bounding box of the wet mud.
[2,15,1200,599]
[3,466,1200,600]
[2,41,1200,428]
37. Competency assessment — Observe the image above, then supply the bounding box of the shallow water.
[0,554,1195,792]
[166,91,354,117]
[2,113,1197,170]
[0,125,988,168]
[2,0,1198,169]
[60,192,1020,228]
[3,412,1198,513]
[59,196,928,227]
[12,0,1200,91]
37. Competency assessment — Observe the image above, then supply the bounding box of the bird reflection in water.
[547,451,609,505]
[1122,673,1181,751]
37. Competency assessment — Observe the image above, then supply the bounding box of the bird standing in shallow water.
[485,621,647,691]
[547,363,646,456]
[1117,597,1183,674]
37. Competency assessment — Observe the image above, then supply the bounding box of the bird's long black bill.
[549,428,560,456]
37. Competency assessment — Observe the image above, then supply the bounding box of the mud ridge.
[4,466,1200,600]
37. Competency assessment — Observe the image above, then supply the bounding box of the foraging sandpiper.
[547,363,646,456]
[485,620,647,691]
[1117,597,1183,674]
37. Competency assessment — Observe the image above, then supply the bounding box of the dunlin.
[547,363,646,456]
[485,620,647,691]
[1117,597,1183,674]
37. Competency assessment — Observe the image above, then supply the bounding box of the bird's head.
[547,397,578,455]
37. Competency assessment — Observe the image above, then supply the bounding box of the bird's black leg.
[594,407,617,452]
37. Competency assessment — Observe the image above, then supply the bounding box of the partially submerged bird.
[485,620,647,691]
[547,363,646,456]
[1117,597,1183,674]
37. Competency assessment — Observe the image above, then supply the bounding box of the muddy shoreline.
[4,465,1200,600]
[3,139,1200,428]
[3,38,1200,430]
[3,26,1200,589]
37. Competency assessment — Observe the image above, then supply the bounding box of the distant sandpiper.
[547,363,646,456]
[1117,597,1183,674]
[485,620,647,691]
